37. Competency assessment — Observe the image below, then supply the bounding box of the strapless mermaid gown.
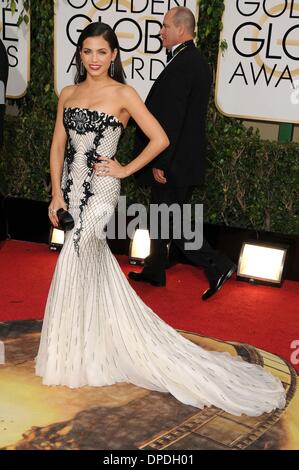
[35,107,286,417]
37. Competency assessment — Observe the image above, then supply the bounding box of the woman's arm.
[48,87,71,226]
[96,85,169,179]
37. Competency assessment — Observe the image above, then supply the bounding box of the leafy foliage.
[11,0,30,25]
[0,113,53,200]
[192,107,299,233]
[197,0,226,66]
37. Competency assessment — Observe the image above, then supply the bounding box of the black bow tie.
[166,40,194,63]
[166,50,173,63]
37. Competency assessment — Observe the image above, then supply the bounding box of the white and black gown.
[35,107,286,417]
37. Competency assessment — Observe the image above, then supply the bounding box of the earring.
[80,61,85,76]
[110,60,115,78]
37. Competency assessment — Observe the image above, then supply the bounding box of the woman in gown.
[36,22,286,417]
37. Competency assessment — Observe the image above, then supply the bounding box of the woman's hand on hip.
[94,156,128,179]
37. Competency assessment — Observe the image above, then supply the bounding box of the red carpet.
[1,239,298,373]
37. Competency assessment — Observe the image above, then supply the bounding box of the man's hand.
[153,168,167,184]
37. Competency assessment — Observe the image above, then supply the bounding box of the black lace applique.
[63,178,73,207]
[106,115,124,131]
[85,148,96,169]
[73,174,95,255]
[65,139,76,165]
[63,140,76,206]
[64,108,123,135]
[63,107,123,255]
[64,108,95,134]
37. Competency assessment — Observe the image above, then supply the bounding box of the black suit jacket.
[134,42,212,188]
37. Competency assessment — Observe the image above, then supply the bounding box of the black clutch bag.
[57,208,74,231]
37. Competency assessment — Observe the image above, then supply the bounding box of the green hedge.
[194,107,299,233]
[0,0,298,235]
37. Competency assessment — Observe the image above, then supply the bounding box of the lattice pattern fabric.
[35,107,286,417]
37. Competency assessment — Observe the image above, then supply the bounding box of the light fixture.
[49,227,65,251]
[237,241,288,287]
[129,229,151,265]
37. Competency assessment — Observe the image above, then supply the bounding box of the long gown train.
[35,107,286,417]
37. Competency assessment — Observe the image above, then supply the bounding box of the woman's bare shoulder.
[59,84,79,104]
[117,83,140,100]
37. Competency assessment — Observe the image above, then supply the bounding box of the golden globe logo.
[230,1,299,87]
[215,0,299,123]
[55,0,198,99]
[65,10,164,80]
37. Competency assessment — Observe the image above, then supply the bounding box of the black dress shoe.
[202,265,236,301]
[128,271,166,287]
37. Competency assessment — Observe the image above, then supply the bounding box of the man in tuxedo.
[0,38,9,148]
[128,7,235,300]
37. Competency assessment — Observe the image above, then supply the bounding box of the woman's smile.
[89,64,101,71]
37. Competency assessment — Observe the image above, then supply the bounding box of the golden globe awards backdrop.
[54,0,198,100]
[0,0,30,98]
[215,0,299,123]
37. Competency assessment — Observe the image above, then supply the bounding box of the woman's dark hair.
[75,22,125,84]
